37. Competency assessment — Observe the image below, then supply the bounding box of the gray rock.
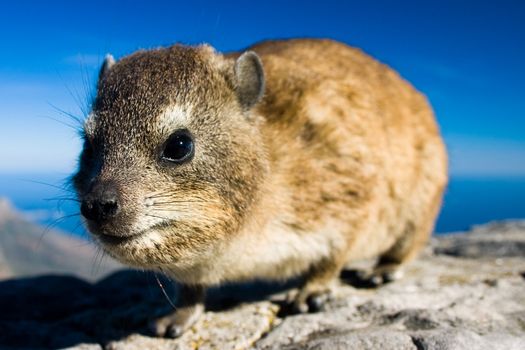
[0,197,121,282]
[410,329,525,350]
[1,221,525,350]
[432,220,525,258]
[263,329,416,350]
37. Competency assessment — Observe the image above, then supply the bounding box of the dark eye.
[161,130,195,164]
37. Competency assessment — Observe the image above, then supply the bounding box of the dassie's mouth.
[87,223,149,246]
[96,233,140,246]
[94,223,166,247]
[90,221,174,249]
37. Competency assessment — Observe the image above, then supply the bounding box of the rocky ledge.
[1,221,524,350]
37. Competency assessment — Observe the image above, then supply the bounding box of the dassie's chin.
[94,227,180,268]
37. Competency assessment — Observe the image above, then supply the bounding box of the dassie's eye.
[161,130,195,164]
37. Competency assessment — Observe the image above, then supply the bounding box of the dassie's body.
[225,40,447,281]
[74,39,447,337]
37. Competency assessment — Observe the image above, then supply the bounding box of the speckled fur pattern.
[74,38,447,290]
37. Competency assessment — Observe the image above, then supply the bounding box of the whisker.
[148,199,204,205]
[144,213,174,221]
[48,102,85,130]
[37,213,82,248]
[38,113,82,132]
[144,212,215,224]
[20,179,76,194]
[59,69,90,119]
[146,194,184,200]
[146,192,212,201]
[69,237,94,248]
[80,59,96,115]
[42,196,80,214]
[150,205,214,213]
[44,197,80,202]
[145,212,211,222]
[70,219,87,237]
[155,273,178,310]
[95,247,108,277]
[91,245,105,277]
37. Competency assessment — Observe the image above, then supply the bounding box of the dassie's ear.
[97,54,115,88]
[234,51,265,110]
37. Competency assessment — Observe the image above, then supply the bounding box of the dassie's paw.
[357,264,404,287]
[150,304,204,338]
[287,286,332,314]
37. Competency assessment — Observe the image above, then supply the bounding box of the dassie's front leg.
[292,257,345,313]
[151,284,205,338]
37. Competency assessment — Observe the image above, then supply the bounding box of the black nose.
[80,181,120,223]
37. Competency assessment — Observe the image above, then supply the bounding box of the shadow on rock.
[0,269,298,349]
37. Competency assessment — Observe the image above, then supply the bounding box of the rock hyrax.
[73,38,448,337]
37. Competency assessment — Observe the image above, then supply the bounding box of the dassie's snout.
[80,180,120,225]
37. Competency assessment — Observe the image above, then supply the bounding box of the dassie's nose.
[80,181,120,223]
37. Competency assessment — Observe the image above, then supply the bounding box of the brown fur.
[74,38,447,335]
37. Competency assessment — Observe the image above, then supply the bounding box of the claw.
[357,265,404,287]
[292,287,332,314]
[151,303,204,338]
[166,324,185,339]
[306,292,329,312]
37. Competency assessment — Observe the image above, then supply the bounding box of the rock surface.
[0,197,120,281]
[1,221,525,350]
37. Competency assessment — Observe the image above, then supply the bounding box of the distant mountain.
[0,197,121,281]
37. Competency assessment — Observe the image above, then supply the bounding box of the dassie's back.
[247,39,447,259]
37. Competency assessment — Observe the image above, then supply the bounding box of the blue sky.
[0,0,524,176]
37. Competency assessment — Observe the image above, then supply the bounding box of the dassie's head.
[73,45,268,271]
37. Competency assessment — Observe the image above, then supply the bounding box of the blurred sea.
[0,173,524,237]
